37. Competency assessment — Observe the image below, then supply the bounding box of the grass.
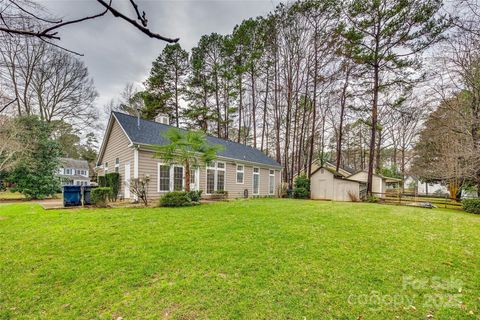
[0,191,25,200]
[0,199,479,319]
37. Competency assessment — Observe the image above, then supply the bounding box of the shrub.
[462,198,480,214]
[294,175,310,199]
[91,187,111,207]
[293,187,309,199]
[130,176,150,206]
[160,191,194,207]
[187,190,202,202]
[98,176,107,187]
[210,190,228,200]
[105,173,120,202]
[366,194,379,203]
[347,190,360,202]
[278,182,288,198]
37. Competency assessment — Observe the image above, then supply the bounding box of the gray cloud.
[40,0,280,118]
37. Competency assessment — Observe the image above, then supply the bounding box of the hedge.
[91,187,112,207]
[105,173,120,202]
[159,191,194,207]
[462,198,480,214]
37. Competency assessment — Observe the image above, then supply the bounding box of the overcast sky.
[39,0,280,119]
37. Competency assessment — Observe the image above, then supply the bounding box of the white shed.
[310,167,361,201]
[347,171,401,197]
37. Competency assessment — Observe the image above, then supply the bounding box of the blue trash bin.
[63,185,81,207]
[82,186,92,205]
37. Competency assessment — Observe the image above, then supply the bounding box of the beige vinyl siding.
[97,120,133,198]
[138,150,162,201]
[136,148,280,200]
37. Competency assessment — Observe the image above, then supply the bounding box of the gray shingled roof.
[113,112,282,168]
[60,158,89,170]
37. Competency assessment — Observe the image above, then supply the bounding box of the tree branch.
[96,0,179,43]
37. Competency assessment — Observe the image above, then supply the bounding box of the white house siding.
[97,120,134,198]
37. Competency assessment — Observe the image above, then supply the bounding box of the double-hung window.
[158,164,170,192]
[236,164,244,184]
[269,170,275,195]
[158,164,185,192]
[206,161,226,194]
[253,167,260,195]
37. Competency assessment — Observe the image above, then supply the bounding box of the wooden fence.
[372,191,464,210]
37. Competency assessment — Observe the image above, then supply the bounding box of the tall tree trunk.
[367,62,379,195]
[335,67,350,172]
[250,66,257,148]
[261,67,270,152]
[308,26,319,178]
[237,74,243,143]
[175,68,179,127]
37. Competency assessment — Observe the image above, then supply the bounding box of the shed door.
[124,163,131,199]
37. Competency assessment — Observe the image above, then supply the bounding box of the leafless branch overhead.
[0,0,179,43]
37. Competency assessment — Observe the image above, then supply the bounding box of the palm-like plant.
[154,128,223,192]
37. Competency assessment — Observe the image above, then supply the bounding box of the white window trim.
[269,169,275,195]
[236,164,244,184]
[157,162,171,192]
[253,167,260,195]
[189,167,200,191]
[158,163,186,192]
[205,161,226,195]
[171,164,185,191]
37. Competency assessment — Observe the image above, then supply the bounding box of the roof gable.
[111,111,281,168]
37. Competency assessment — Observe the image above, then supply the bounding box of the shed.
[310,166,361,201]
[347,171,401,197]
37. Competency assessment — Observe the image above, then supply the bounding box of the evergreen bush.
[159,191,194,207]
[91,187,111,207]
[462,198,480,214]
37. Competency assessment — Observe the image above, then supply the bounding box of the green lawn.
[0,199,479,319]
[0,191,25,200]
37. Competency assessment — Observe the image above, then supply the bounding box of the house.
[57,158,90,186]
[310,166,361,201]
[96,112,282,201]
[403,176,448,195]
[347,171,401,196]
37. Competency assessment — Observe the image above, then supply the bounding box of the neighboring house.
[57,158,90,186]
[347,171,401,196]
[310,166,361,201]
[404,176,448,195]
[96,112,282,201]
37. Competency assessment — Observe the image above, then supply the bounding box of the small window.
[190,169,196,184]
[236,164,244,184]
[115,158,119,165]
[65,168,71,175]
[217,162,225,170]
[105,162,108,173]
[253,167,260,195]
[158,164,170,192]
[269,170,275,195]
